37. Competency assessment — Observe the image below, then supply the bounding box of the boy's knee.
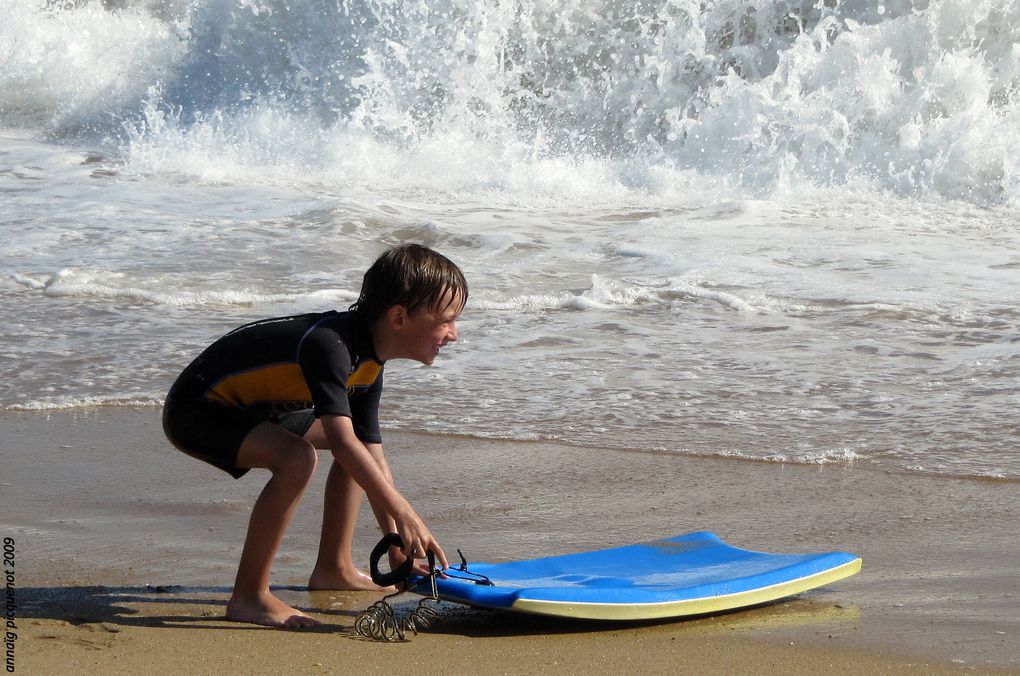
[271,440,318,480]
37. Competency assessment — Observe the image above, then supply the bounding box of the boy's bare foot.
[308,567,393,592]
[226,591,319,628]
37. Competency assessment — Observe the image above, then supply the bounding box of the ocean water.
[2,0,1019,479]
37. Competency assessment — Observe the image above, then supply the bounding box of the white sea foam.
[12,268,358,308]
[4,395,163,412]
[3,1,1020,479]
[768,448,863,465]
[716,447,863,466]
[4,0,1020,205]
[0,0,186,130]
[471,274,813,315]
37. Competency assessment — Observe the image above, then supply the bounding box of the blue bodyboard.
[414,531,861,620]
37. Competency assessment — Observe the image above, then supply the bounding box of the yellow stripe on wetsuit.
[206,360,382,408]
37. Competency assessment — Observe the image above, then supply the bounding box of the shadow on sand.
[16,583,859,641]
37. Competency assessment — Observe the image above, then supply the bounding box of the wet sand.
[2,408,1018,674]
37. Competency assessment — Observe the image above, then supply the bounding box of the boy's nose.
[447,321,458,342]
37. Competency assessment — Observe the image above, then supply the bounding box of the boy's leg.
[305,421,388,590]
[227,421,320,628]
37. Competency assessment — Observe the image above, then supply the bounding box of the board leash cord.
[354,593,441,642]
[355,534,491,642]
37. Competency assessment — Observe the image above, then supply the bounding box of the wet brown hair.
[350,244,468,324]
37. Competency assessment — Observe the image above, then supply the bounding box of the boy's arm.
[363,441,397,533]
[319,413,448,569]
[363,442,431,575]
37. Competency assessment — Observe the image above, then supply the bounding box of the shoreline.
[3,408,1018,673]
[12,586,1005,676]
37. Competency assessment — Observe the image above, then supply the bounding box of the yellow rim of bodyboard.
[508,557,863,620]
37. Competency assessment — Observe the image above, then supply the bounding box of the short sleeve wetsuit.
[163,311,383,478]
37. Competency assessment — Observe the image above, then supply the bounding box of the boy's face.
[396,289,463,366]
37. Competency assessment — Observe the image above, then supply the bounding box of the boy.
[162,244,465,628]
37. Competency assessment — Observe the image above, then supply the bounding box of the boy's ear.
[384,304,408,328]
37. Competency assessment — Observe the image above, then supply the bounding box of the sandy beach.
[6,2,1020,674]
[3,408,1018,674]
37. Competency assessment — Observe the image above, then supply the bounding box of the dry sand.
[2,408,1018,674]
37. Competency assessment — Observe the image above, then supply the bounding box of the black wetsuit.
[163,311,383,478]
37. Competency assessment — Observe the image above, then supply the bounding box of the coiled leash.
[354,533,440,641]
[354,533,493,642]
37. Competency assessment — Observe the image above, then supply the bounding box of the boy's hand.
[387,546,417,578]
[394,513,449,571]
[388,547,447,579]
[321,418,449,571]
